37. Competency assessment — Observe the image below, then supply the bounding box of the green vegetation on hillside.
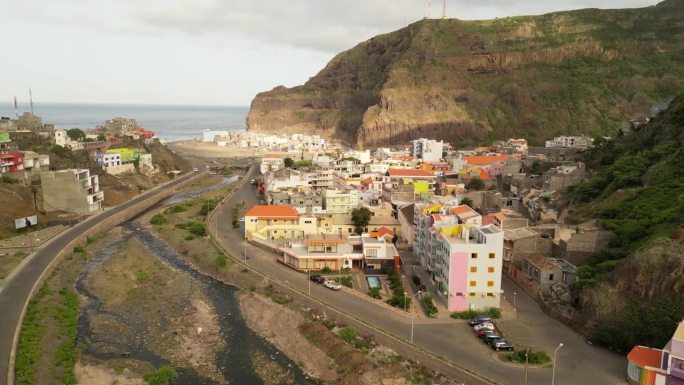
[567,93,684,351]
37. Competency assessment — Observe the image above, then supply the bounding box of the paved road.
[0,170,201,385]
[212,165,628,385]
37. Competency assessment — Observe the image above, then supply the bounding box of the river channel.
[75,176,320,385]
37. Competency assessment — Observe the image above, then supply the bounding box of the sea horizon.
[1,101,249,143]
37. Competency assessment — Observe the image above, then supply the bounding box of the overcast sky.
[1,0,657,106]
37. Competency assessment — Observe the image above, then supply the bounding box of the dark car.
[468,316,492,326]
[482,332,502,343]
[490,339,514,351]
[310,274,326,283]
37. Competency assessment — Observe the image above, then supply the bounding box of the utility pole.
[442,0,447,19]
[29,88,34,115]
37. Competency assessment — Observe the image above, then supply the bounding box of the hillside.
[247,0,684,148]
[565,93,684,351]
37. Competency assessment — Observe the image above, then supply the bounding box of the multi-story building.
[414,205,504,311]
[545,135,594,149]
[627,321,684,385]
[260,154,284,174]
[104,117,138,135]
[40,169,104,213]
[0,151,23,173]
[267,191,323,214]
[412,138,444,163]
[322,189,359,214]
[93,153,122,168]
[21,151,50,172]
[244,205,317,241]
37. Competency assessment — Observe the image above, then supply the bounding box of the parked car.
[238,217,245,222]
[473,322,495,332]
[490,339,514,351]
[324,280,342,290]
[193,167,198,172]
[477,329,497,338]
[310,274,326,284]
[250,179,256,184]
[469,316,492,326]
[482,332,502,344]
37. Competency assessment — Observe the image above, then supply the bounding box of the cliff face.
[248,0,684,148]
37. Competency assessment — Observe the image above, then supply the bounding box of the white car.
[323,280,342,291]
[193,167,198,172]
[239,217,245,222]
[473,322,495,332]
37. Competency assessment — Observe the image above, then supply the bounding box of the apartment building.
[322,189,359,214]
[412,138,444,163]
[40,169,104,214]
[414,205,504,311]
[244,205,317,241]
[260,154,284,174]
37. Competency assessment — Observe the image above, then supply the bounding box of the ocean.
[0,102,249,142]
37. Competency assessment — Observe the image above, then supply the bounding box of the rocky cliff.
[248,0,684,148]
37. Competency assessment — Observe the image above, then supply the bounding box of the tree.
[351,207,372,235]
[66,128,85,142]
[460,197,474,207]
[465,177,485,191]
[284,157,294,168]
[97,133,106,141]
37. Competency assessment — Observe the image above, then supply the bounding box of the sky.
[1,0,657,106]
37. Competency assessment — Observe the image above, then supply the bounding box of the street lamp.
[406,290,423,343]
[513,292,517,313]
[551,342,564,385]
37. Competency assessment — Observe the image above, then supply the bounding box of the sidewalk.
[0,225,67,249]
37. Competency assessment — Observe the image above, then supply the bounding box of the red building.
[0,151,24,173]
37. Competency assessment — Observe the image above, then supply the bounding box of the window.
[366,248,378,257]
[471,253,478,259]
[549,273,554,280]
[469,292,476,297]
[488,267,495,273]
[469,281,476,287]
[304,220,312,224]
[487,281,494,287]
[486,293,494,297]
[348,228,352,233]
[470,267,477,273]
[489,253,495,259]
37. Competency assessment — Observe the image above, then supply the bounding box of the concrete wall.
[556,230,615,264]
[104,163,136,175]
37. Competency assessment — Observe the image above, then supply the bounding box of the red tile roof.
[245,205,299,219]
[389,169,435,178]
[628,346,663,369]
[464,155,509,165]
[263,154,282,158]
[451,205,472,215]
[479,169,492,180]
[482,214,497,226]
[376,227,395,237]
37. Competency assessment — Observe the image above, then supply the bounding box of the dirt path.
[238,292,339,383]
[75,361,145,385]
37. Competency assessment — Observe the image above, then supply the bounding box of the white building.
[343,149,371,164]
[54,129,70,148]
[93,153,121,168]
[260,154,284,174]
[414,204,504,311]
[203,129,230,143]
[22,151,50,172]
[545,135,594,149]
[412,138,444,163]
[322,189,359,214]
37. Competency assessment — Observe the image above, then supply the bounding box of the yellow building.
[244,205,317,241]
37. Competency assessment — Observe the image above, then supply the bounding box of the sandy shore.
[169,140,259,159]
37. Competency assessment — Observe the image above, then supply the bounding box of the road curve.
[0,170,201,385]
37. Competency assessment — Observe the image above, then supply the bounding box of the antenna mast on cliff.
[29,88,34,115]
[13,96,18,118]
[425,0,431,19]
[442,0,448,19]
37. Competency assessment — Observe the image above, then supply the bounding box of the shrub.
[509,349,551,365]
[144,365,177,385]
[339,276,353,288]
[215,254,227,268]
[321,319,335,330]
[184,235,194,241]
[368,287,381,299]
[320,266,332,274]
[422,295,439,318]
[338,327,358,343]
[450,310,480,320]
[412,275,421,286]
[487,307,502,319]
[150,214,168,226]
[198,199,217,216]
[188,222,206,236]
[167,204,186,214]
[73,246,85,254]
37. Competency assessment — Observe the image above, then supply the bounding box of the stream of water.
[75,178,320,385]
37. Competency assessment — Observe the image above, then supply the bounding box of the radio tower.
[13,96,18,118]
[425,0,431,19]
[29,88,34,115]
[442,0,448,19]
